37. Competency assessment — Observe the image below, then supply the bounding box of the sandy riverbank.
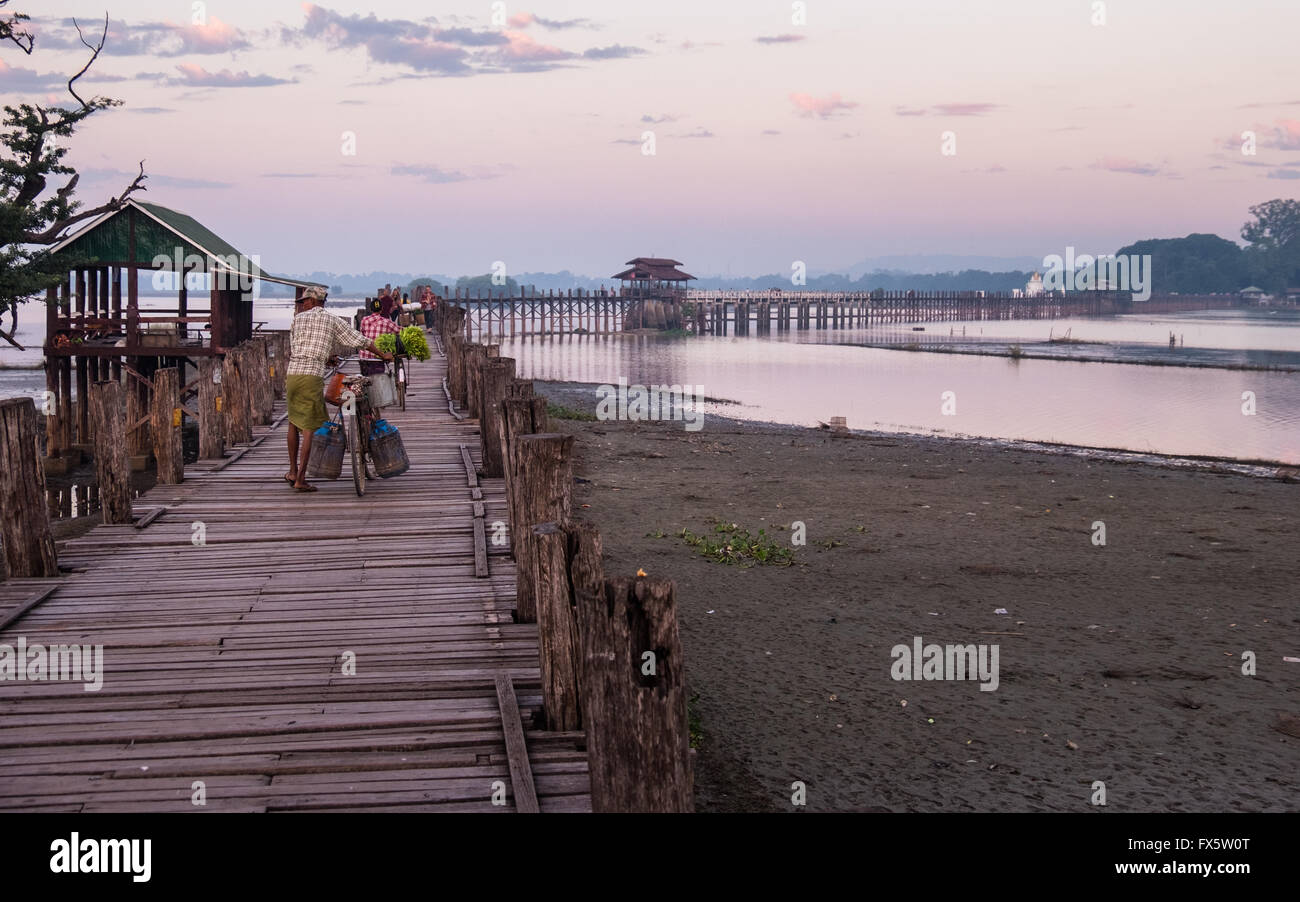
[536,379,1300,813]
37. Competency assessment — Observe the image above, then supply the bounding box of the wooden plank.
[459,444,477,487]
[0,583,61,632]
[494,672,539,813]
[133,507,166,530]
[472,516,489,579]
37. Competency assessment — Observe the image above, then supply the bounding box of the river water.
[3,300,1298,465]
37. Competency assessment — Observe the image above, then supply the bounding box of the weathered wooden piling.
[198,358,224,459]
[150,367,184,484]
[500,396,549,554]
[89,381,133,525]
[479,357,516,478]
[0,398,59,578]
[510,433,572,623]
[222,345,251,446]
[529,521,595,731]
[577,573,694,813]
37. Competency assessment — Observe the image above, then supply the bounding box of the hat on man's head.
[301,286,327,302]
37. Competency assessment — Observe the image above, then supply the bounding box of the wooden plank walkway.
[0,350,590,812]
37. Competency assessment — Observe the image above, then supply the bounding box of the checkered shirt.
[288,306,370,377]
[359,312,400,360]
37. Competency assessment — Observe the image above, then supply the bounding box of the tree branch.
[67,14,109,110]
[0,1,35,54]
[21,161,147,245]
[0,303,25,351]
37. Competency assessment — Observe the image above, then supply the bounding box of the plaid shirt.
[359,312,399,360]
[288,306,370,377]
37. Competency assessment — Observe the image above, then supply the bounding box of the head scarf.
[301,286,327,302]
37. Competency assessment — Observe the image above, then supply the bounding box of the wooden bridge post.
[510,433,572,623]
[0,398,59,578]
[151,367,184,484]
[479,357,516,478]
[249,339,272,426]
[577,572,693,812]
[500,396,548,555]
[530,520,603,732]
[464,344,487,422]
[222,345,251,446]
[198,358,224,459]
[89,381,133,525]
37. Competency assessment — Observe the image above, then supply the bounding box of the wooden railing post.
[222,345,251,446]
[89,381,133,524]
[500,396,548,554]
[510,433,572,623]
[577,572,693,812]
[464,343,487,422]
[479,357,515,477]
[542,520,604,731]
[151,366,184,484]
[198,358,224,459]
[0,398,59,578]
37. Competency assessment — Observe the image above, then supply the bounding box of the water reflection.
[503,330,1300,465]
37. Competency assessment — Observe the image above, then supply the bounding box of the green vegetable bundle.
[373,333,397,355]
[399,325,430,361]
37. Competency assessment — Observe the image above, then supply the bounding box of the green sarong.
[286,374,328,432]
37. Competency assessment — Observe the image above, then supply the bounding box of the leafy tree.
[1241,199,1300,296]
[1,3,146,349]
[455,273,519,298]
[1112,233,1247,294]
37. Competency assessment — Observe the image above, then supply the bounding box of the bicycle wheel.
[347,409,366,496]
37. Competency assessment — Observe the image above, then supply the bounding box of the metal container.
[367,373,398,408]
[306,421,346,479]
[370,426,409,478]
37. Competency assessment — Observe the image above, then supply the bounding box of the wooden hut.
[611,257,695,330]
[41,200,324,461]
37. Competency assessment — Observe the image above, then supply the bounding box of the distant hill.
[1112,234,1248,293]
[829,254,1043,278]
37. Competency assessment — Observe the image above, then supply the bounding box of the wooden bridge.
[454,288,1239,341]
[0,352,592,812]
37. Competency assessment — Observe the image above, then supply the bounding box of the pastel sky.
[5,0,1299,277]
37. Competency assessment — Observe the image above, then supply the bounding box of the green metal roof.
[49,200,326,290]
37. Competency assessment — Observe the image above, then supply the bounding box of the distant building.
[1025,271,1045,296]
[1239,285,1268,304]
[611,257,696,291]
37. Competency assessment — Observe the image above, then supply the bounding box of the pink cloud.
[508,12,536,28]
[1091,156,1160,176]
[172,16,246,54]
[171,63,294,87]
[789,92,858,119]
[501,31,571,62]
[932,102,1001,116]
[1275,119,1300,150]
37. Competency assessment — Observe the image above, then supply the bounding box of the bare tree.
[1,2,147,349]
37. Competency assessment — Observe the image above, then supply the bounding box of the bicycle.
[326,356,388,496]
[393,352,408,411]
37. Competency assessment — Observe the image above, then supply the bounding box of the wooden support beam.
[150,367,184,484]
[0,399,59,578]
[198,358,224,459]
[510,433,573,623]
[529,521,596,731]
[478,357,515,478]
[89,381,133,525]
[577,573,693,813]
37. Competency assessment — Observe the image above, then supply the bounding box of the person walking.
[359,297,400,376]
[285,287,392,492]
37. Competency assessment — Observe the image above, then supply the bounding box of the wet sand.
[538,380,1300,813]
